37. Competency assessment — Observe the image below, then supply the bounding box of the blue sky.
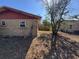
[0,0,79,19]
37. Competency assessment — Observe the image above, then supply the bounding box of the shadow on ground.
[0,36,33,59]
[25,33,79,59]
[45,35,79,59]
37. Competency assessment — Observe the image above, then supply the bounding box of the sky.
[0,0,79,19]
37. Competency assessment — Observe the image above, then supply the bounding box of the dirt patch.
[25,33,79,59]
[58,32,79,42]
[38,31,79,42]
[25,34,51,59]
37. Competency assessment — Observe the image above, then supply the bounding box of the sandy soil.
[38,31,79,42]
[58,32,79,42]
[25,31,79,59]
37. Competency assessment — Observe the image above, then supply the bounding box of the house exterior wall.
[0,19,38,37]
[60,20,79,33]
[0,9,40,37]
[72,21,79,31]
[60,21,74,32]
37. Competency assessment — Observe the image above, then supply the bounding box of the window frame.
[1,21,6,26]
[19,21,26,28]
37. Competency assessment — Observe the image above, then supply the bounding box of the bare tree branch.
[41,0,71,53]
[41,0,71,36]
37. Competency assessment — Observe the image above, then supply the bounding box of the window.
[20,21,25,27]
[1,21,6,26]
[70,25,72,29]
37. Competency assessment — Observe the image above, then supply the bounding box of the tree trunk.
[51,31,57,50]
[51,31,57,48]
[46,30,58,59]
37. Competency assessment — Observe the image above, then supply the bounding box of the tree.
[41,0,71,58]
[72,15,79,20]
[41,0,71,47]
[43,17,50,27]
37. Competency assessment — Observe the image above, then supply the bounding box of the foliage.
[43,19,50,27]
[39,16,51,31]
[42,16,51,27]
[39,24,50,31]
